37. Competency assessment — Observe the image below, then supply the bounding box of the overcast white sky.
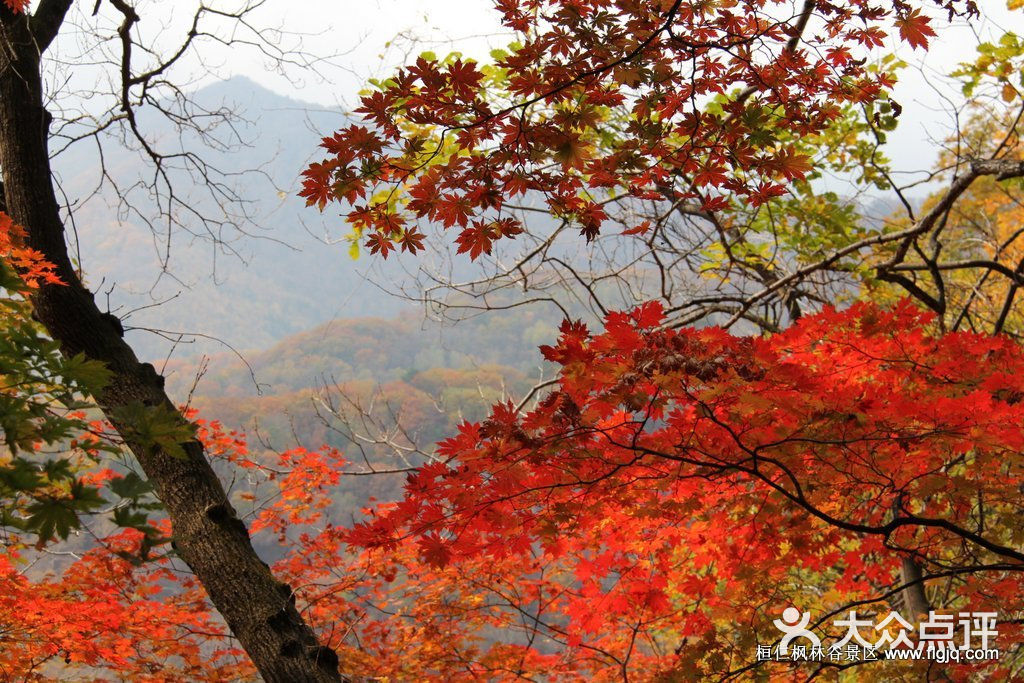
[235,0,511,108]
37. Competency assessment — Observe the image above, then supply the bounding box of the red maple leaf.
[455,221,497,260]
[417,533,453,567]
[399,229,426,254]
[299,161,337,210]
[447,59,484,100]
[366,232,396,258]
[896,10,936,50]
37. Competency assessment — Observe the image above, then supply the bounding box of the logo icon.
[773,607,821,654]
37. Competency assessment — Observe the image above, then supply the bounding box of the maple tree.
[294,0,1024,678]
[6,0,1024,681]
[299,0,997,329]
[340,298,1024,679]
[0,214,111,543]
[866,31,1024,335]
[11,302,1024,680]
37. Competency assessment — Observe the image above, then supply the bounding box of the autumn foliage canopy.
[4,0,1024,680]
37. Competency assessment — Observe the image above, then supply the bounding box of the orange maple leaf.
[896,9,936,50]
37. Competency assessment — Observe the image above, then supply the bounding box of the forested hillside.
[166,306,560,397]
[171,306,561,472]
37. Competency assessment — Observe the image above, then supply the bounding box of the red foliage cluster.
[0,213,62,288]
[330,300,1022,677]
[4,301,1021,679]
[302,0,973,254]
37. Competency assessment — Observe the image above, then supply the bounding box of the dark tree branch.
[28,0,73,52]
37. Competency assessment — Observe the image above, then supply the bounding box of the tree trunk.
[0,6,343,681]
[900,556,931,620]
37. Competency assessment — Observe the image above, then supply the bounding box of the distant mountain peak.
[191,74,334,113]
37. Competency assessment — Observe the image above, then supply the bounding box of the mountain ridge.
[53,76,419,362]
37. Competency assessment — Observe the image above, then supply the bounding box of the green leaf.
[108,471,154,501]
[60,352,113,394]
[25,498,79,542]
[113,506,151,531]
[110,401,197,460]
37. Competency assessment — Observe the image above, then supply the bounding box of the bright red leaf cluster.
[303,0,974,256]
[335,299,1023,678]
[0,212,62,288]
[0,524,250,681]
[7,298,1023,679]
[2,0,30,14]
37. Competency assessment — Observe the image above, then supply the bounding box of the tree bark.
[0,6,343,681]
[900,556,932,621]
